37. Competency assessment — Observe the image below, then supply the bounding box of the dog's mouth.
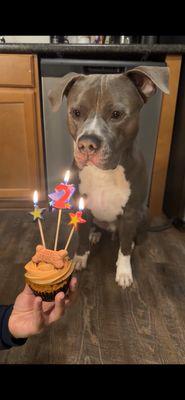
[75,153,105,169]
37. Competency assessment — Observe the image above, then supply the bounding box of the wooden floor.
[0,210,185,364]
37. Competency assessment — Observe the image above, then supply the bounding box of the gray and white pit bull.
[48,66,169,289]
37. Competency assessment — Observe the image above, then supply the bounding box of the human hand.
[8,277,77,339]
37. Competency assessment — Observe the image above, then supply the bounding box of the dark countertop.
[0,44,184,58]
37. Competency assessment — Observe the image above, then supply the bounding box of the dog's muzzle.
[75,133,112,169]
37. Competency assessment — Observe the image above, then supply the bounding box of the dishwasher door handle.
[41,58,166,76]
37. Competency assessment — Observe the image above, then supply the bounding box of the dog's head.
[48,67,169,170]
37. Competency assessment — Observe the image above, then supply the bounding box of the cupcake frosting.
[25,258,74,285]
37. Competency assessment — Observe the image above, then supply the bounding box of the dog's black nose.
[77,134,101,154]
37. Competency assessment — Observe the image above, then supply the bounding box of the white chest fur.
[79,164,131,222]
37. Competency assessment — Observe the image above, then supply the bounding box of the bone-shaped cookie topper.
[32,245,68,269]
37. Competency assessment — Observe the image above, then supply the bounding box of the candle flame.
[64,170,70,184]
[33,190,38,205]
[79,197,84,211]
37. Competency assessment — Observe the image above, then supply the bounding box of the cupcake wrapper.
[29,276,72,302]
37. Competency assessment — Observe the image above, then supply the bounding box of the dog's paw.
[73,251,90,271]
[115,269,133,289]
[115,249,133,289]
[89,230,102,246]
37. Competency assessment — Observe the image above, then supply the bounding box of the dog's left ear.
[126,66,170,102]
[48,72,83,112]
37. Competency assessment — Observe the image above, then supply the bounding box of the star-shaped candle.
[29,191,46,247]
[48,170,75,250]
[30,206,46,221]
[65,197,86,251]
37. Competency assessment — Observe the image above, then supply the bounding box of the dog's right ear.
[125,66,170,102]
[48,72,82,112]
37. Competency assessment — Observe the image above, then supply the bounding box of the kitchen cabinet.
[149,55,182,216]
[0,54,46,207]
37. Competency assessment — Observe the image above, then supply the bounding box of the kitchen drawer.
[0,54,35,87]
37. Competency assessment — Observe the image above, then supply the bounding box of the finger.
[68,277,78,304]
[55,291,65,302]
[23,284,35,296]
[33,297,45,331]
[67,282,78,305]
[42,301,55,314]
[69,276,77,292]
[49,292,65,323]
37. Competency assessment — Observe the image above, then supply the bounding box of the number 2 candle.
[48,170,75,250]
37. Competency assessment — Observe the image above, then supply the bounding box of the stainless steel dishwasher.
[41,58,165,204]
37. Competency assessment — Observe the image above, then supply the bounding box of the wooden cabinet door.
[0,88,43,202]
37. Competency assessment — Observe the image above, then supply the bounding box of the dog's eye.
[72,109,81,118]
[111,111,121,119]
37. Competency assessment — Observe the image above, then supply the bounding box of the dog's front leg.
[73,210,93,271]
[115,208,138,289]
[116,246,134,289]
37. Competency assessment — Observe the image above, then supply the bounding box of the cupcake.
[24,245,75,302]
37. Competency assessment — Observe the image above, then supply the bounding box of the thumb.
[23,284,35,296]
[33,297,45,332]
